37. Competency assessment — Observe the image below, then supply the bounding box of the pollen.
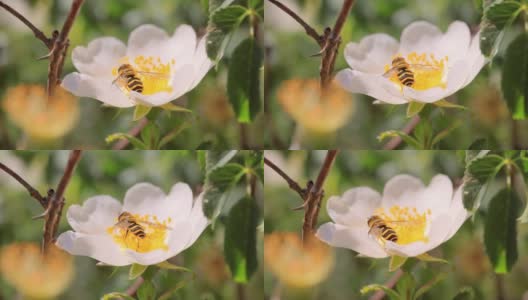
[106,213,170,253]
[111,55,173,96]
[374,205,430,245]
[384,52,448,91]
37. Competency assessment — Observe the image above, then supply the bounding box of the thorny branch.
[383,115,421,150]
[269,0,355,88]
[0,162,47,207]
[0,0,84,98]
[42,150,82,253]
[264,151,339,242]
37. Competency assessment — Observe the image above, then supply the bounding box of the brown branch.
[112,118,148,150]
[369,269,404,300]
[126,277,145,296]
[264,157,304,198]
[0,162,47,207]
[0,1,51,48]
[42,150,82,253]
[46,0,84,97]
[382,115,421,150]
[302,150,338,241]
[268,0,323,46]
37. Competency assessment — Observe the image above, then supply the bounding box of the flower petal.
[122,182,167,216]
[61,73,134,107]
[181,192,209,248]
[66,195,122,234]
[126,24,170,59]
[188,37,213,91]
[343,33,399,74]
[399,21,442,55]
[316,223,388,258]
[56,231,133,266]
[444,186,469,241]
[336,69,408,104]
[165,183,193,221]
[462,33,486,86]
[327,187,381,227]
[381,174,425,208]
[167,25,198,71]
[436,21,471,65]
[71,37,126,78]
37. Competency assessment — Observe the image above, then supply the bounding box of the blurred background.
[264,150,528,300]
[0,0,266,149]
[0,150,264,299]
[264,0,528,149]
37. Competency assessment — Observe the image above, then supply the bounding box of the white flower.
[336,21,486,105]
[56,182,208,266]
[316,174,468,258]
[61,24,212,108]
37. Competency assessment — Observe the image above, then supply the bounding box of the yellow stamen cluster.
[384,52,447,91]
[111,55,174,95]
[374,205,431,245]
[106,213,171,253]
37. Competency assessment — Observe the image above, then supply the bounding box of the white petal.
[71,37,126,78]
[126,24,170,59]
[384,213,451,257]
[444,186,469,241]
[56,231,133,266]
[420,174,454,218]
[381,174,425,208]
[181,192,209,248]
[67,195,122,234]
[399,21,442,55]
[336,69,408,104]
[122,182,167,217]
[436,21,471,65]
[61,72,134,108]
[167,25,198,71]
[327,187,381,227]
[188,37,213,91]
[462,33,486,86]
[343,33,399,74]
[165,183,193,221]
[316,223,388,258]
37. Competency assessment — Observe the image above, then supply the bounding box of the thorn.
[32,207,50,220]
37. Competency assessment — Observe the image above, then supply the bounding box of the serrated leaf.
[479,19,504,57]
[453,287,475,300]
[502,32,528,120]
[485,1,523,30]
[209,163,246,191]
[105,133,147,149]
[468,155,505,183]
[206,150,239,172]
[227,38,263,122]
[212,5,248,31]
[406,101,426,118]
[463,176,484,211]
[128,264,148,280]
[224,196,259,283]
[484,188,519,273]
[389,255,407,272]
[360,284,400,300]
[414,272,448,299]
[101,293,136,300]
[134,105,152,121]
[137,280,155,300]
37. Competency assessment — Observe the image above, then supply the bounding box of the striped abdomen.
[391,57,414,87]
[127,221,146,239]
[367,215,398,243]
[117,64,144,93]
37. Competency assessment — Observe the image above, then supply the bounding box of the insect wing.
[382,67,398,78]
[408,64,439,72]
[136,71,170,79]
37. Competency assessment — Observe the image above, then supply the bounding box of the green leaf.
[413,120,433,149]
[158,122,190,148]
[485,1,523,30]
[377,130,422,149]
[227,38,263,123]
[453,287,475,300]
[414,272,448,299]
[224,196,259,283]
[209,163,246,191]
[129,264,148,280]
[245,150,263,183]
[416,253,448,264]
[395,272,415,300]
[140,123,160,149]
[137,280,156,300]
[389,255,407,272]
[431,121,462,147]
[134,105,152,121]
[468,154,505,183]
[468,138,489,150]
[479,19,503,57]
[206,150,239,171]
[160,103,192,113]
[105,133,147,149]
[484,188,519,273]
[502,32,528,120]
[212,5,248,31]
[156,261,193,273]
[206,0,240,61]
[101,292,136,300]
[433,99,467,109]
[360,284,400,300]
[406,101,426,118]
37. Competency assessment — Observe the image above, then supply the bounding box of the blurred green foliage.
[0,150,264,300]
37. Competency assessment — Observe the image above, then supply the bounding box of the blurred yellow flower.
[0,242,74,299]
[469,86,508,127]
[264,232,334,288]
[195,245,229,287]
[2,85,79,140]
[200,86,234,126]
[277,79,353,133]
